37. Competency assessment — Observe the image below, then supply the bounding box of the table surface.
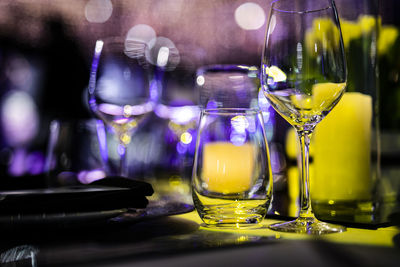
[1,210,399,267]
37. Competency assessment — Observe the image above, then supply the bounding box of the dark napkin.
[0,176,153,214]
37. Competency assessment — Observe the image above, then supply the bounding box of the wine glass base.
[269,217,346,235]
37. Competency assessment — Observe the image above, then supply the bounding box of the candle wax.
[202,142,254,194]
[313,92,372,201]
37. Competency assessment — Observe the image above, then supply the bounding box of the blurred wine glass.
[88,37,153,177]
[45,119,105,186]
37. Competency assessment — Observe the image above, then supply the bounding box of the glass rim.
[97,36,123,43]
[202,108,261,116]
[94,36,148,54]
[271,0,331,14]
[196,64,259,76]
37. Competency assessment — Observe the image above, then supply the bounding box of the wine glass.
[45,119,106,186]
[261,0,347,234]
[88,37,152,177]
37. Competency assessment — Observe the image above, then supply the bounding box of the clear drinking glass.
[192,108,273,228]
[261,0,347,234]
[88,37,152,177]
[197,65,260,109]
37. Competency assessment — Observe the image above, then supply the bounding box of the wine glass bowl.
[196,65,260,109]
[262,1,346,130]
[261,0,347,234]
[88,37,152,177]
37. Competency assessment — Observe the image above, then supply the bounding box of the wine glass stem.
[297,128,314,219]
[118,142,128,177]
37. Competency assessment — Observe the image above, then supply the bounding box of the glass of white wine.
[261,0,347,234]
[88,37,153,177]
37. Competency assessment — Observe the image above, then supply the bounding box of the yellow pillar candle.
[202,142,254,194]
[313,92,372,201]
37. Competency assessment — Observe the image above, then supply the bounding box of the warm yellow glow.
[286,164,315,217]
[312,82,345,109]
[359,15,378,34]
[285,128,298,160]
[264,65,287,83]
[378,26,399,55]
[313,92,372,201]
[176,211,400,247]
[180,132,192,144]
[305,18,340,53]
[123,105,131,117]
[287,166,300,201]
[290,82,345,111]
[120,133,131,145]
[340,20,362,48]
[202,142,254,194]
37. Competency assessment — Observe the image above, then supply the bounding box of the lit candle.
[313,92,372,201]
[202,142,255,194]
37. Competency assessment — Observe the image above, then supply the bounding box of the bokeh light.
[146,37,180,70]
[5,56,34,89]
[234,2,266,30]
[231,115,249,133]
[156,46,170,67]
[1,91,39,147]
[180,132,193,144]
[125,24,156,48]
[85,0,113,23]
[78,169,106,184]
[196,75,205,86]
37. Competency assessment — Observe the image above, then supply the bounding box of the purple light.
[89,40,103,95]
[117,143,126,156]
[230,115,248,133]
[267,78,277,88]
[114,118,129,124]
[78,169,106,184]
[176,142,187,154]
[8,148,26,176]
[171,106,198,124]
[246,119,257,133]
[257,89,275,141]
[98,102,153,117]
[155,104,199,125]
[98,103,123,115]
[26,151,45,175]
[129,102,153,115]
[205,100,218,109]
[96,119,109,164]
[230,132,246,146]
[149,79,159,102]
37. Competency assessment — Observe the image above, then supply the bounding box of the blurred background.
[0,0,399,214]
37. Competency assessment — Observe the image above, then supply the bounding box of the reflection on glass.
[197,65,260,109]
